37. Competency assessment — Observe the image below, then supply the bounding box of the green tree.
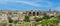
[43,15,50,19]
[36,16,58,26]
[8,16,13,23]
[34,16,43,22]
[14,20,19,24]
[8,24,12,26]
[24,16,30,22]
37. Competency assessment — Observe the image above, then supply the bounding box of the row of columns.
[27,12,38,16]
[26,11,45,16]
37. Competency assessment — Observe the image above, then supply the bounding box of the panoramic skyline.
[0,0,60,11]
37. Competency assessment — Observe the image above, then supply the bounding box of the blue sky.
[0,0,60,11]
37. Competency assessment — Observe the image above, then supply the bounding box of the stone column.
[39,11,40,16]
[35,11,37,16]
[30,21,36,26]
[48,24,51,26]
[31,11,33,16]
[26,11,29,16]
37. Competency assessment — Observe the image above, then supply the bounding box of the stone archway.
[33,12,35,16]
[37,12,39,16]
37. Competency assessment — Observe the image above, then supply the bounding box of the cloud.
[0,0,53,7]
[0,0,58,10]
[16,0,53,7]
[16,1,40,7]
[0,0,8,4]
[54,6,60,11]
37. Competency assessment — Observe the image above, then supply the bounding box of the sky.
[0,0,60,11]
